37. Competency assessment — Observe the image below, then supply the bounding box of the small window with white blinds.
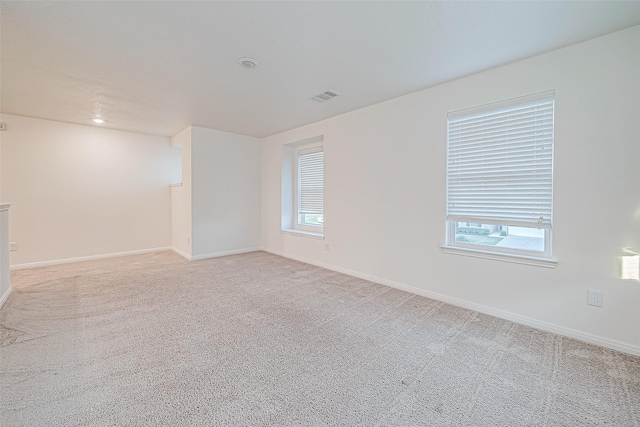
[296,145,324,232]
[445,91,554,259]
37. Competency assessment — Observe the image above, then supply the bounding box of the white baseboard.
[0,287,12,310]
[190,247,262,261]
[261,247,640,357]
[9,247,172,270]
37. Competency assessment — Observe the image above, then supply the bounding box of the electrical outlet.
[9,242,17,251]
[587,289,603,307]
[325,243,330,251]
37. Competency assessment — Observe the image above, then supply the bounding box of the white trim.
[0,287,12,310]
[171,247,192,260]
[281,229,325,240]
[10,247,172,270]
[0,203,11,212]
[190,247,261,261]
[260,247,638,357]
[441,245,557,268]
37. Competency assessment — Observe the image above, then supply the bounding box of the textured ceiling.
[2,1,640,137]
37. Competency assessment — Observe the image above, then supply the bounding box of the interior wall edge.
[171,247,192,261]
[190,247,263,261]
[0,287,12,310]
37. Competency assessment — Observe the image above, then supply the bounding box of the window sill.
[281,229,324,240]
[441,245,557,268]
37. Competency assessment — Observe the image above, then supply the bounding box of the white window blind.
[298,147,324,215]
[446,92,554,229]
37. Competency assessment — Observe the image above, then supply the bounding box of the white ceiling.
[2,1,640,138]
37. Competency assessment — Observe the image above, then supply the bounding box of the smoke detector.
[311,90,340,103]
[238,57,259,69]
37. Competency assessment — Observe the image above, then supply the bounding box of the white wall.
[170,127,192,258]
[191,126,261,259]
[262,27,640,353]
[0,114,178,266]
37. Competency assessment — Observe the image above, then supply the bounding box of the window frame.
[446,221,552,259]
[444,91,555,264]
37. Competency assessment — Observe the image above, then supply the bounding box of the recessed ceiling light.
[92,118,105,124]
[238,57,259,69]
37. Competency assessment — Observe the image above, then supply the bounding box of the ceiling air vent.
[311,90,340,103]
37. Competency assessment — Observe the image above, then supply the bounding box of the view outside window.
[301,214,323,226]
[454,222,544,252]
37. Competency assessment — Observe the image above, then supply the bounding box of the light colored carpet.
[1,250,638,426]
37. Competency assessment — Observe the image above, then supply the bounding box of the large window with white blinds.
[445,91,554,259]
[295,144,324,232]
